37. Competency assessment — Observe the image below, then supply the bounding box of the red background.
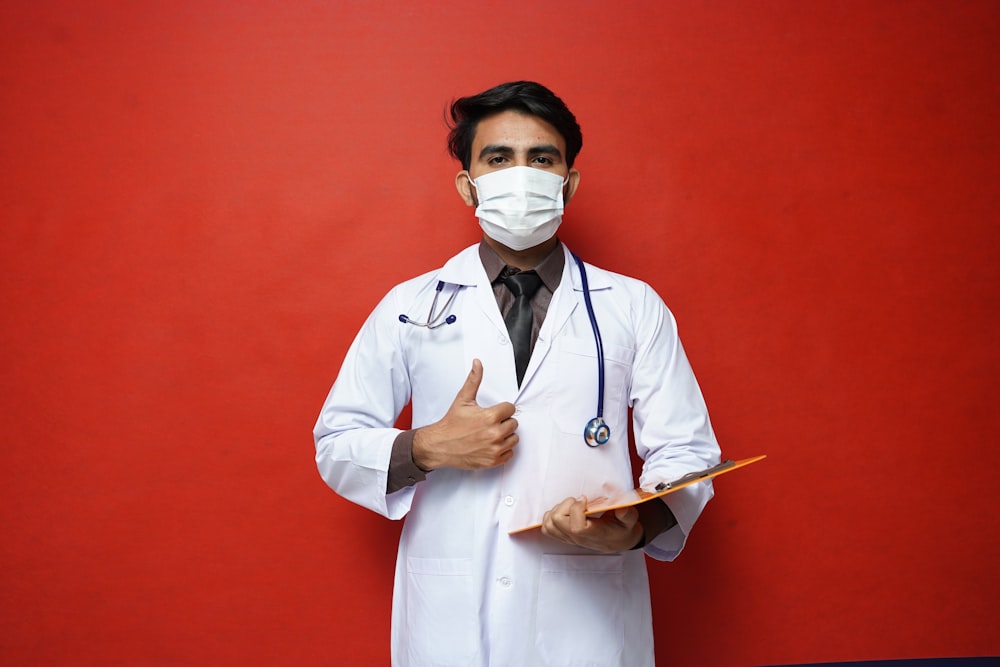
[2,2,998,665]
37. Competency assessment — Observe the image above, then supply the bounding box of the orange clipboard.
[508,455,766,534]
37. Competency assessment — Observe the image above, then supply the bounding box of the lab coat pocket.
[404,557,479,665]
[536,553,625,666]
[553,338,634,436]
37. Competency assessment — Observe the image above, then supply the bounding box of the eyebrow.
[528,144,563,159]
[478,144,514,159]
[477,143,564,160]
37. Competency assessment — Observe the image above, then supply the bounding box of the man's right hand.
[411,359,518,471]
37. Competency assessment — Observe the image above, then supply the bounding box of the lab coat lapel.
[436,244,485,288]
[444,244,612,397]
[519,285,572,393]
[520,246,593,391]
[441,244,511,339]
[439,245,518,397]
[469,265,508,338]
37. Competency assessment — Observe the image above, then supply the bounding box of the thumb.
[454,358,484,404]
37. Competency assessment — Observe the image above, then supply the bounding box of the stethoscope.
[399,253,610,447]
[398,282,459,329]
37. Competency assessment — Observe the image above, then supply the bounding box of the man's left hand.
[540,497,643,553]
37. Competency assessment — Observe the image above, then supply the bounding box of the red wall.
[2,2,997,665]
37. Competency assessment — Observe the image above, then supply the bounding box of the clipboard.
[508,454,766,534]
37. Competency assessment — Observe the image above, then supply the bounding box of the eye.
[487,155,509,166]
[531,155,554,166]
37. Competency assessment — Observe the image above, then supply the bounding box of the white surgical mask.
[469,166,568,251]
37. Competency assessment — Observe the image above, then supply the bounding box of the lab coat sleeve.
[313,288,416,520]
[629,283,721,561]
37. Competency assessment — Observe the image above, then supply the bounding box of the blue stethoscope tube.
[399,256,609,447]
[572,253,611,447]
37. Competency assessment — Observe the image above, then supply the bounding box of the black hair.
[446,81,583,170]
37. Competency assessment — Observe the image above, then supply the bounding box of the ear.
[455,170,476,207]
[563,168,581,205]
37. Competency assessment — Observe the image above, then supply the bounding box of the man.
[314,81,721,667]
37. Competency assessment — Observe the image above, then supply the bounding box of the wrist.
[411,427,437,472]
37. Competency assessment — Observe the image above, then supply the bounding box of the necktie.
[502,271,542,386]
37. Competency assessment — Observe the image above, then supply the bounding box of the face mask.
[469,166,568,251]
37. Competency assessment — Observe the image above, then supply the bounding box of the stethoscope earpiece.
[398,282,460,329]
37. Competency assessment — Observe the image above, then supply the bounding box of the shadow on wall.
[766,658,999,667]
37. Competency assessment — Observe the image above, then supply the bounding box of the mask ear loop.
[573,253,610,447]
[465,171,479,207]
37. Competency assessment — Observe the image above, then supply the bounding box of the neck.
[483,235,559,271]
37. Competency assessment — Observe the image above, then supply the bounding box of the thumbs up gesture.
[412,359,519,471]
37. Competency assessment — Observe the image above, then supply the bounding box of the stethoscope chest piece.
[584,418,611,447]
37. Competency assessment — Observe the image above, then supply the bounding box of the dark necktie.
[502,271,542,386]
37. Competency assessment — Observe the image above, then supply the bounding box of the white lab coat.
[314,243,720,667]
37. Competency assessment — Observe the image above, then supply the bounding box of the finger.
[500,430,519,448]
[490,415,517,442]
[550,496,577,517]
[454,359,483,404]
[569,496,590,533]
[547,497,582,534]
[614,507,639,528]
[485,417,517,445]
[540,511,553,537]
[541,509,569,542]
[485,401,517,422]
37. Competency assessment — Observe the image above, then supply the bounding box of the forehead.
[471,110,566,155]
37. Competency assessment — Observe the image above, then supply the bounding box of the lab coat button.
[503,495,515,507]
[498,576,512,588]
[498,335,508,345]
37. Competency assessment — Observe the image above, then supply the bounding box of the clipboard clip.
[654,459,736,491]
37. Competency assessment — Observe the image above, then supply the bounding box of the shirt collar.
[478,239,565,293]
